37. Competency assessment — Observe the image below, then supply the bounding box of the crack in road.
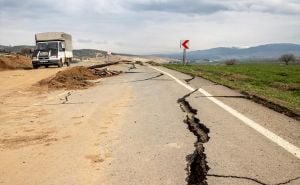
[178,89,210,185]
[124,71,143,74]
[177,90,299,185]
[129,73,164,82]
[181,73,299,120]
[207,174,300,185]
[185,76,195,84]
[195,95,246,99]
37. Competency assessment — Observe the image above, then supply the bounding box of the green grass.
[163,63,300,115]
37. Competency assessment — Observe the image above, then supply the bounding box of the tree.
[20,48,32,57]
[279,54,295,65]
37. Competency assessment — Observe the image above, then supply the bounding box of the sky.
[0,0,300,54]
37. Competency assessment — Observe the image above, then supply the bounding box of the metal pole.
[183,49,186,65]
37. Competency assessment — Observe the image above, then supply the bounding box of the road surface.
[0,61,299,185]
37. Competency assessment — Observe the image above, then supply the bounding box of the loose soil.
[146,61,161,66]
[0,54,32,70]
[38,66,121,90]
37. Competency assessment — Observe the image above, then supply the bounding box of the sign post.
[180,40,189,65]
[183,48,187,65]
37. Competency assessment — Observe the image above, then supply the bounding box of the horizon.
[2,42,300,56]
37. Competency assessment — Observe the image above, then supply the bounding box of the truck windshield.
[36,42,58,50]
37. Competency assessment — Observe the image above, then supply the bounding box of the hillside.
[0,45,35,53]
[73,49,107,58]
[0,45,107,58]
[159,43,300,61]
[0,45,138,58]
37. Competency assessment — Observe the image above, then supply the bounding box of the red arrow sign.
[181,40,189,49]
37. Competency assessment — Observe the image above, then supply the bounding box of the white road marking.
[150,66,300,159]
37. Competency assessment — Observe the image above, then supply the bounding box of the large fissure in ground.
[178,90,210,185]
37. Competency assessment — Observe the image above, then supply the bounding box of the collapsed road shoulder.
[149,66,300,159]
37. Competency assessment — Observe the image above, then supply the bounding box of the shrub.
[225,59,238,65]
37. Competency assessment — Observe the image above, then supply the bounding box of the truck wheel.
[45,65,49,68]
[66,58,70,67]
[33,65,39,69]
[58,60,63,68]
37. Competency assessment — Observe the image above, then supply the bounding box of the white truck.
[32,32,73,68]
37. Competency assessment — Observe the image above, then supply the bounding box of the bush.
[225,59,238,65]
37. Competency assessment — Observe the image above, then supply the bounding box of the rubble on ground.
[94,68,122,77]
[38,66,121,90]
[120,60,133,64]
[135,61,144,66]
[146,61,160,66]
[88,62,119,69]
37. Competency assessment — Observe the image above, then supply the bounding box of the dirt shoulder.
[0,67,64,98]
[0,60,133,184]
[0,54,32,70]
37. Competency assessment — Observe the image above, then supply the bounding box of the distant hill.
[2,43,300,60]
[73,49,139,58]
[0,45,35,53]
[158,43,300,61]
[0,45,136,58]
[73,49,107,58]
[0,45,107,58]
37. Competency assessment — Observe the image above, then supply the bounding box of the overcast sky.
[0,0,300,54]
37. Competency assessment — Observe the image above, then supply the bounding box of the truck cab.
[32,32,73,69]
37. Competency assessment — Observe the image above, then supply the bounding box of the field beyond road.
[164,63,300,117]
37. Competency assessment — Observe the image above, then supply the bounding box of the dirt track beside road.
[0,58,134,185]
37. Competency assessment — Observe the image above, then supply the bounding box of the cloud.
[213,0,300,15]
[128,0,229,15]
[127,0,300,15]
[95,41,108,45]
[0,0,300,54]
[77,39,93,44]
[0,0,61,17]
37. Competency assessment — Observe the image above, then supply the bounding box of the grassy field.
[163,63,300,116]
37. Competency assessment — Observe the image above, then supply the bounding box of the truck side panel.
[65,51,73,58]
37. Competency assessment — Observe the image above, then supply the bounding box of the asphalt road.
[0,62,299,185]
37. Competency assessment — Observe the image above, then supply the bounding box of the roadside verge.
[163,64,300,120]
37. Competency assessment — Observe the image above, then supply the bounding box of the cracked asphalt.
[0,61,299,185]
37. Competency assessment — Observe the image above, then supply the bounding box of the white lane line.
[150,66,300,159]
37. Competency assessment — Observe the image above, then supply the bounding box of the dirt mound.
[135,61,144,66]
[120,60,134,64]
[39,66,121,90]
[0,54,32,70]
[146,61,160,66]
